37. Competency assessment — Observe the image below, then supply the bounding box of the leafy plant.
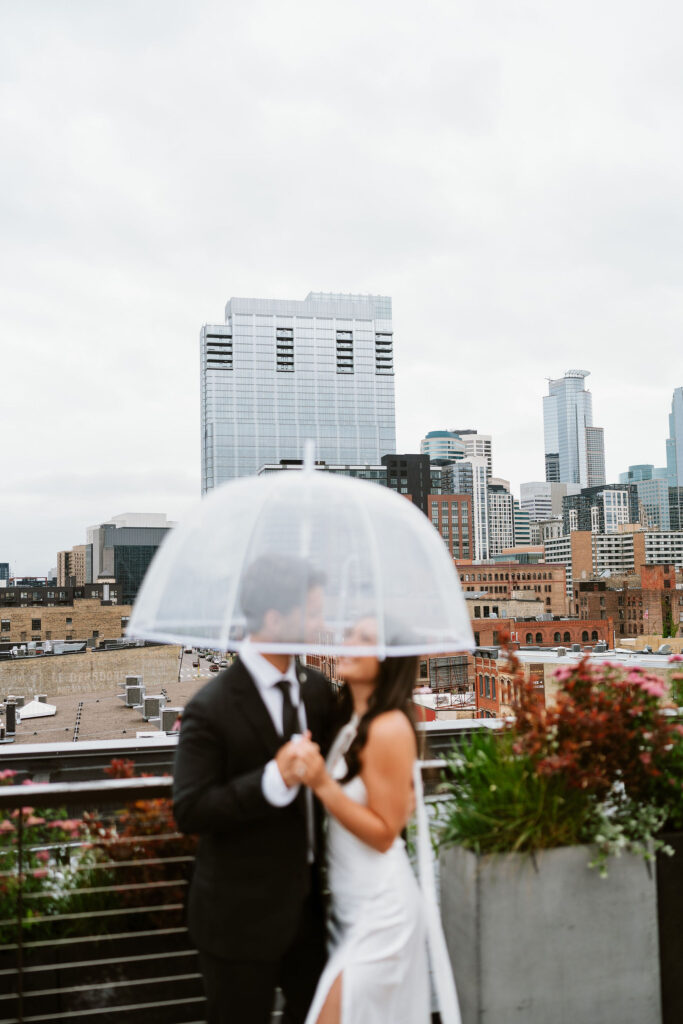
[438,644,683,874]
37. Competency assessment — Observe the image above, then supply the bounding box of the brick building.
[428,494,472,560]
[469,617,613,649]
[574,563,683,639]
[456,561,567,616]
[0,583,131,644]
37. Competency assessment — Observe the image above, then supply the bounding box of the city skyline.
[2,3,683,573]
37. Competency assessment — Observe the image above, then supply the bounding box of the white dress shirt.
[239,639,305,807]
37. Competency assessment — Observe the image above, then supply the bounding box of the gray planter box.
[440,843,662,1024]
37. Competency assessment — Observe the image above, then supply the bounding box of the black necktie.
[276,679,298,739]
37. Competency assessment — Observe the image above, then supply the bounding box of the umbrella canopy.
[127,466,474,658]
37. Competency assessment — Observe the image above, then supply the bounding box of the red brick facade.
[456,561,567,616]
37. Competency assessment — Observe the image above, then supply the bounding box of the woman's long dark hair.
[336,655,420,783]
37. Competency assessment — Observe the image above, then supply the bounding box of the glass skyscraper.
[543,370,605,488]
[201,293,396,492]
[666,386,683,487]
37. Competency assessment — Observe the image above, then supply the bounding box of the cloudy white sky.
[1,0,682,575]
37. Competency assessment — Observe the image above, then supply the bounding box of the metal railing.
[0,765,449,1024]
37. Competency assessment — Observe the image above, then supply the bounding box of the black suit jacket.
[173,658,336,961]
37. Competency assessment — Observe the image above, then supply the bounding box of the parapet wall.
[0,645,181,699]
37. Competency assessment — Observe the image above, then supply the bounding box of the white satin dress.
[304,719,431,1024]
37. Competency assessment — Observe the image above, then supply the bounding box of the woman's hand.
[294,738,328,792]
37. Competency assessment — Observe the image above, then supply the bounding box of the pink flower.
[35,850,50,863]
[554,667,573,682]
[24,815,46,827]
[0,820,15,834]
[31,869,48,880]
[668,653,683,663]
[0,769,17,781]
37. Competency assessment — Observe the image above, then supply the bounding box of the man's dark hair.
[239,554,324,633]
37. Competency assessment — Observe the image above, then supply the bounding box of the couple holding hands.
[173,555,440,1024]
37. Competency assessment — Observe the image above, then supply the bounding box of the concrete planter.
[657,832,683,1024]
[440,843,662,1024]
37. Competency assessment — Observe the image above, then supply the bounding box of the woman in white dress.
[297,617,431,1024]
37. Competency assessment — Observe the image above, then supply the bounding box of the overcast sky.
[2,0,682,575]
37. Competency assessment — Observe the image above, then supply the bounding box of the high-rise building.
[420,430,465,463]
[670,487,683,532]
[200,292,396,492]
[487,484,515,557]
[562,484,640,535]
[381,454,431,514]
[520,482,581,522]
[0,563,9,585]
[441,458,489,560]
[513,501,532,546]
[57,544,88,587]
[428,494,472,561]
[451,430,493,480]
[543,370,605,488]
[666,386,683,487]
[86,513,174,604]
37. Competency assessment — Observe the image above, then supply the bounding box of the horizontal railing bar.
[21,925,189,950]
[22,995,206,1022]
[12,902,183,926]
[0,777,173,809]
[23,878,187,900]
[73,855,193,871]
[11,946,198,976]
[19,972,201,1001]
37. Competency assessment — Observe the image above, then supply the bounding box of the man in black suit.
[173,555,337,1024]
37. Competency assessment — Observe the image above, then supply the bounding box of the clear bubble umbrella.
[127,455,474,658]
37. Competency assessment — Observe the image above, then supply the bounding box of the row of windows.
[478,674,497,699]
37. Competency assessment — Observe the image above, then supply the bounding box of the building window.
[535,633,543,644]
[121,617,130,631]
[66,617,72,626]
[563,632,571,643]
[485,675,490,697]
[336,330,354,373]
[591,631,599,641]
[374,332,393,374]
[526,633,533,644]
[45,631,51,640]
[276,327,294,371]
[491,676,496,699]
[0,620,9,632]
[92,630,99,639]
[479,674,484,695]
[205,332,233,370]
[31,619,41,631]
[554,632,561,643]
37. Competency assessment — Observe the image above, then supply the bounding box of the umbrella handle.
[413,760,462,1024]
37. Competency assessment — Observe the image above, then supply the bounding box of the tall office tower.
[200,293,396,492]
[451,430,493,480]
[543,370,605,488]
[0,563,9,585]
[520,482,581,522]
[441,457,489,560]
[487,483,515,557]
[666,386,683,487]
[86,513,174,604]
[420,430,465,463]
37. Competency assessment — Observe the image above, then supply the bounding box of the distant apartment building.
[428,494,472,560]
[452,430,493,480]
[487,484,515,556]
[381,454,431,513]
[442,458,490,559]
[201,292,396,491]
[57,544,88,587]
[456,561,567,616]
[420,430,465,463]
[543,369,605,487]
[520,481,581,521]
[562,484,640,534]
[545,527,683,594]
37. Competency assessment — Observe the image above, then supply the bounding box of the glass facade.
[666,387,683,487]
[200,293,396,492]
[543,370,605,488]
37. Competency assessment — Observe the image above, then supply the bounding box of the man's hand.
[275,731,315,787]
